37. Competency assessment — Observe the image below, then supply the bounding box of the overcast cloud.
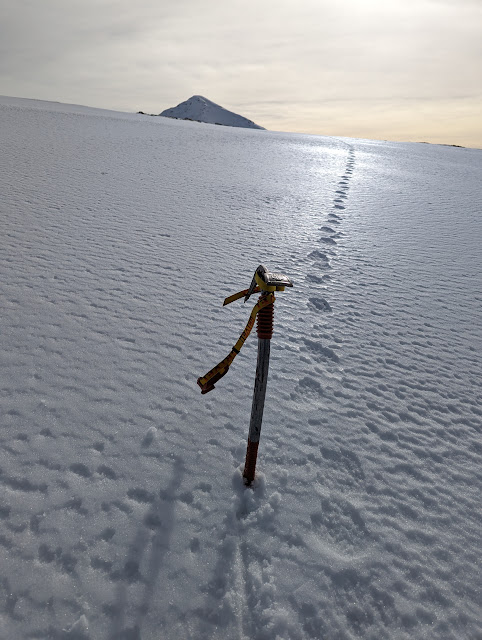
[1,0,481,146]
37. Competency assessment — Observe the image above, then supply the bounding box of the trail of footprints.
[308,145,354,287]
[304,145,355,329]
[299,147,374,572]
[295,146,355,398]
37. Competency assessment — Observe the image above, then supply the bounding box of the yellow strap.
[198,293,275,387]
[223,286,260,306]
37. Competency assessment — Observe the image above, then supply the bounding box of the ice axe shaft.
[243,295,274,485]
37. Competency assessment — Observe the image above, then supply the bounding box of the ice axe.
[197,265,293,485]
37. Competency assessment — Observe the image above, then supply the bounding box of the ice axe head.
[244,264,293,303]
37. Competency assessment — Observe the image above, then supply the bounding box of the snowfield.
[0,96,481,640]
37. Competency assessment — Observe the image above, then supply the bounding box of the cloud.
[1,0,481,146]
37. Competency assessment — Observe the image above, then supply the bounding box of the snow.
[1,95,481,640]
[159,95,265,129]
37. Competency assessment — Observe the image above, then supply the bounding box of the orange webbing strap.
[197,293,275,394]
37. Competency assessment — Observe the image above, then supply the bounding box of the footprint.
[142,427,157,447]
[63,497,88,514]
[302,337,339,361]
[0,505,11,520]
[38,544,78,574]
[69,463,92,478]
[309,296,332,311]
[297,375,323,396]
[0,474,48,493]
[91,556,113,573]
[190,537,200,552]
[126,487,155,503]
[308,249,331,269]
[196,482,212,493]
[144,512,163,529]
[310,494,369,551]
[97,465,117,480]
[319,237,337,246]
[320,446,365,481]
[306,273,329,284]
[98,527,116,541]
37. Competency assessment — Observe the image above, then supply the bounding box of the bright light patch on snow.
[0,95,481,639]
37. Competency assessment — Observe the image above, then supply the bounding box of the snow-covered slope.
[1,96,481,640]
[159,94,265,129]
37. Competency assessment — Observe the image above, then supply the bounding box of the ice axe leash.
[197,265,293,486]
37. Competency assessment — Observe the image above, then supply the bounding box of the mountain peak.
[159,96,265,130]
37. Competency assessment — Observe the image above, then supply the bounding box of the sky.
[1,0,481,148]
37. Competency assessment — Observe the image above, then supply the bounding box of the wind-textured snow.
[0,95,481,640]
[159,95,265,129]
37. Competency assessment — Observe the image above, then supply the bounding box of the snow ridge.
[159,95,265,130]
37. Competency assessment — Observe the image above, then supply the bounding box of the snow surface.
[159,95,265,129]
[1,95,481,640]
